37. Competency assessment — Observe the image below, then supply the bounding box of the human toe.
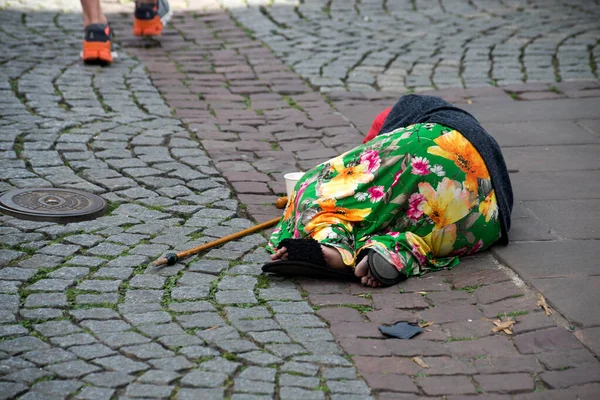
[354,258,369,278]
[366,271,381,287]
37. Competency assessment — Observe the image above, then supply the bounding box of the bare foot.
[354,257,381,288]
[271,246,288,262]
[320,245,347,270]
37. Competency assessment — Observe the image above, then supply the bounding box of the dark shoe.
[367,249,406,286]
[82,23,113,65]
[262,238,358,281]
[133,0,172,36]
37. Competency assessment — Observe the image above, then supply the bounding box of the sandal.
[366,249,407,287]
[262,238,358,281]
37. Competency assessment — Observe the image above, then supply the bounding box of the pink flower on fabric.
[391,170,403,187]
[271,227,281,235]
[389,252,405,271]
[468,239,484,255]
[368,186,385,203]
[411,156,431,176]
[387,231,400,238]
[411,244,428,266]
[450,246,468,257]
[360,150,381,173]
[407,193,426,221]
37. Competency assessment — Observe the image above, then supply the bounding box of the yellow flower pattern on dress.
[406,231,429,254]
[334,246,355,266]
[423,224,457,257]
[317,156,374,199]
[283,191,296,221]
[427,130,490,192]
[479,190,499,222]
[304,198,372,233]
[418,178,471,229]
[311,227,335,242]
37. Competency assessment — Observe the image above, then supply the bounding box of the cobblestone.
[121,342,175,360]
[49,267,90,280]
[234,379,275,394]
[180,370,228,388]
[92,355,149,374]
[25,293,67,308]
[34,321,82,337]
[216,290,258,305]
[279,374,319,388]
[46,359,102,378]
[49,333,97,348]
[95,331,151,349]
[0,324,28,338]
[138,370,181,385]
[22,348,77,366]
[1,1,599,399]
[137,323,186,338]
[70,344,116,360]
[83,372,136,388]
[76,293,119,305]
[74,386,115,400]
[29,380,83,397]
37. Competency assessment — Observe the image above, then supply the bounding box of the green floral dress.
[266,123,501,278]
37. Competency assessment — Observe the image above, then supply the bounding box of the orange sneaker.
[133,0,172,36]
[82,23,113,65]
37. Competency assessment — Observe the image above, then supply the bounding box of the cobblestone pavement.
[1,0,599,399]
[220,0,600,92]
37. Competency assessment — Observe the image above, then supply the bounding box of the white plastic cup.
[284,172,305,197]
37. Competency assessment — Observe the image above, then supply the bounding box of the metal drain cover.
[0,188,107,223]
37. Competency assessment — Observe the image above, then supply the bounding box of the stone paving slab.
[1,0,599,399]
[461,97,600,123]
[522,200,599,240]
[509,170,600,201]
[483,121,600,147]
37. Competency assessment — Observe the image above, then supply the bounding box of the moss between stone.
[161,273,182,307]
[334,304,373,313]
[255,274,270,289]
[105,202,120,215]
[26,268,54,284]
[66,288,98,306]
[71,302,117,311]
[497,310,529,318]
[447,337,474,342]
[457,285,480,294]
[314,384,330,393]
[30,375,55,385]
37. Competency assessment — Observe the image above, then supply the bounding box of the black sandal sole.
[367,249,406,286]
[262,260,359,281]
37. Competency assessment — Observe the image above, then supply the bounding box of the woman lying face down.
[262,94,513,288]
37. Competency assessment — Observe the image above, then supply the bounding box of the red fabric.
[363,107,392,143]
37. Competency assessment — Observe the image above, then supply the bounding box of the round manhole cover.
[0,188,107,223]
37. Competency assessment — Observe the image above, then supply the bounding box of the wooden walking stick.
[152,196,288,267]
